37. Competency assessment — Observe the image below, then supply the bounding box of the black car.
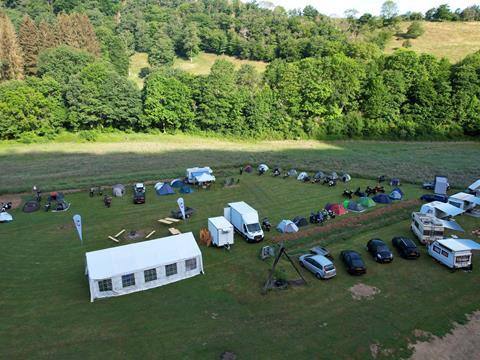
[340,250,366,275]
[367,239,394,263]
[133,190,145,204]
[420,194,448,203]
[171,206,194,219]
[392,237,420,259]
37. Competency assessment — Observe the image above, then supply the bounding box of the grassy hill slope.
[386,21,480,62]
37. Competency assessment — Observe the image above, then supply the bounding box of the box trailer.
[224,201,264,243]
[208,216,234,247]
[428,238,480,270]
[411,212,444,245]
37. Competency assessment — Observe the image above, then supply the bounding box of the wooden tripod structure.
[262,243,307,294]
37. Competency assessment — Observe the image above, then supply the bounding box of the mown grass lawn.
[1,172,479,359]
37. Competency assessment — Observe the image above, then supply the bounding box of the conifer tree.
[0,13,24,80]
[18,15,39,75]
[38,20,57,51]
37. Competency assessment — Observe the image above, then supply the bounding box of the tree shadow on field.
[0,143,478,193]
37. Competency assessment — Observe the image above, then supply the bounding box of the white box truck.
[224,201,264,243]
[428,238,480,270]
[208,216,234,247]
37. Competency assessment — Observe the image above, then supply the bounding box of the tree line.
[0,1,479,140]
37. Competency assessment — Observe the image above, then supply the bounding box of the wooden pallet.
[158,219,173,225]
[168,228,181,235]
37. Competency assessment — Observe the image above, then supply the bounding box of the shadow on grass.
[1,143,478,193]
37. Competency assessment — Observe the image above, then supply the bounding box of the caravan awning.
[429,201,465,217]
[437,219,464,232]
[195,173,215,183]
[468,179,480,191]
[455,239,480,250]
[450,192,480,205]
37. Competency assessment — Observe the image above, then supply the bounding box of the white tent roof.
[468,179,480,191]
[86,232,201,280]
[154,182,164,190]
[450,192,480,205]
[195,173,215,182]
[426,201,465,217]
[437,239,479,252]
[0,212,13,222]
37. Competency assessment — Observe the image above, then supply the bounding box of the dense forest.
[0,0,479,140]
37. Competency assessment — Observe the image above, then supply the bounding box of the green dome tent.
[359,197,376,208]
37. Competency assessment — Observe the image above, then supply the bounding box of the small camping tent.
[277,220,299,233]
[297,172,309,181]
[343,199,350,208]
[390,178,401,186]
[0,211,13,222]
[155,183,175,195]
[112,184,126,197]
[341,173,352,182]
[292,216,308,227]
[85,232,203,302]
[330,172,339,180]
[180,186,193,194]
[314,171,325,180]
[244,165,253,173]
[392,187,404,196]
[359,197,376,208]
[258,164,269,174]
[23,200,40,213]
[389,190,402,200]
[372,194,392,204]
[170,179,184,188]
[325,203,348,216]
[287,169,298,177]
[347,201,366,213]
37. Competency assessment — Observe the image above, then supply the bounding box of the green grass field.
[0,134,478,194]
[128,52,267,89]
[386,21,480,62]
[1,171,479,359]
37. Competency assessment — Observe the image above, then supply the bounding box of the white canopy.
[450,192,480,205]
[437,239,480,252]
[421,201,465,217]
[85,232,203,302]
[195,173,215,183]
[468,179,480,191]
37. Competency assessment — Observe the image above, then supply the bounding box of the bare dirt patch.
[349,283,381,300]
[273,199,420,242]
[409,311,480,360]
[0,195,22,209]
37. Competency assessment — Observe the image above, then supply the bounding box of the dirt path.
[272,199,420,242]
[409,311,480,360]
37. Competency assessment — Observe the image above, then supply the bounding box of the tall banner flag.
[177,198,186,220]
[73,214,83,243]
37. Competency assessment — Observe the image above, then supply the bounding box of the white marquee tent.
[85,232,203,302]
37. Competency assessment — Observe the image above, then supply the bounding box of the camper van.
[411,212,444,245]
[428,238,480,270]
[224,202,264,243]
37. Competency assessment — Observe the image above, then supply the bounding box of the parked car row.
[298,237,420,279]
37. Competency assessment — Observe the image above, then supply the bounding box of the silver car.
[299,254,336,279]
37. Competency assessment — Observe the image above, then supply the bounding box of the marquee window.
[144,268,157,282]
[165,263,177,277]
[185,258,197,271]
[122,273,135,288]
[98,279,112,292]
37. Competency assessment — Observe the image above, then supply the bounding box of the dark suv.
[367,239,393,263]
[392,237,420,259]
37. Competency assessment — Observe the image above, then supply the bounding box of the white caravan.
[208,216,234,247]
[224,201,264,243]
[428,238,480,270]
[411,212,444,245]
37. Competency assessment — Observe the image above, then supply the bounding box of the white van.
[428,238,480,270]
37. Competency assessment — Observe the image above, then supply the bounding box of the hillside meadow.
[0,134,478,194]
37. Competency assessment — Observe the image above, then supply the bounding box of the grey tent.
[277,220,299,233]
[347,201,366,213]
[112,184,126,197]
[23,200,40,213]
[292,216,308,227]
[341,173,352,182]
[314,171,325,180]
[297,172,309,181]
[330,172,339,180]
[389,190,402,200]
[287,169,298,177]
